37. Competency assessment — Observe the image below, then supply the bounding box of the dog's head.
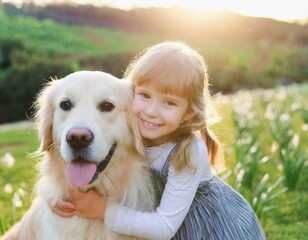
[34,71,143,187]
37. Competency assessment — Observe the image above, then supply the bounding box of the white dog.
[1,71,155,240]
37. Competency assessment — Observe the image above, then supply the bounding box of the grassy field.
[0,8,161,56]
[0,84,307,239]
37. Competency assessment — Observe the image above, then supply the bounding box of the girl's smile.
[140,118,163,129]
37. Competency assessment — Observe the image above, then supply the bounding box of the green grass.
[0,84,307,239]
[0,8,161,56]
[0,127,38,231]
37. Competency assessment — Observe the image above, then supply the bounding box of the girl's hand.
[69,188,107,220]
[52,199,76,218]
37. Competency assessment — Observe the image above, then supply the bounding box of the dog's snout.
[66,128,93,150]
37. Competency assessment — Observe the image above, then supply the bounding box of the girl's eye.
[139,93,150,99]
[165,101,176,106]
[60,100,72,111]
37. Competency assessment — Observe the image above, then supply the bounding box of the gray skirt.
[150,170,266,240]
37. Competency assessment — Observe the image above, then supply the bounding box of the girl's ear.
[183,108,196,122]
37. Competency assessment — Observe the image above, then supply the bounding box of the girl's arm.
[105,140,210,240]
[52,140,210,239]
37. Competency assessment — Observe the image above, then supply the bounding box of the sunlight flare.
[2,0,307,22]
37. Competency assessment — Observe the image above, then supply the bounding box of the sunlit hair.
[124,41,224,172]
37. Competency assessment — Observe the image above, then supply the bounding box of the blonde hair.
[124,41,224,172]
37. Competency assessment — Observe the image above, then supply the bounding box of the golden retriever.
[1,71,155,240]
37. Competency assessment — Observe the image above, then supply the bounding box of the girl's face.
[132,84,194,146]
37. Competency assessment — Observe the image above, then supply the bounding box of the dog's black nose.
[66,128,93,150]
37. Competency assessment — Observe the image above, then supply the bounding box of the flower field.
[216,83,308,239]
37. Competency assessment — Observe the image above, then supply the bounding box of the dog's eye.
[98,101,115,112]
[60,100,72,111]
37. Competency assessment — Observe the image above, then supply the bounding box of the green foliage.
[203,41,308,93]
[0,55,75,122]
[269,108,307,191]
[231,91,266,189]
[249,174,287,219]
[0,38,24,68]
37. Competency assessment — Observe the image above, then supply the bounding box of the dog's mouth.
[67,143,117,187]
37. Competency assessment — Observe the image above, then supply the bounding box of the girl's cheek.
[131,99,140,115]
[132,107,137,115]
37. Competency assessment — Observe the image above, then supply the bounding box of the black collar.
[89,143,117,184]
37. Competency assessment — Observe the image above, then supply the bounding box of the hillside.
[0,3,308,123]
[3,2,308,45]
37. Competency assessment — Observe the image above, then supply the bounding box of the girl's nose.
[145,100,159,117]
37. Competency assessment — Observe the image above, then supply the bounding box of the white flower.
[276,89,287,101]
[247,112,256,120]
[0,153,15,168]
[231,91,253,116]
[277,164,284,171]
[17,188,26,197]
[291,134,300,148]
[279,113,290,122]
[249,145,258,154]
[12,192,23,208]
[262,174,270,182]
[271,141,279,153]
[236,169,245,182]
[265,103,276,120]
[302,124,308,131]
[291,102,302,111]
[260,156,270,163]
[261,193,268,201]
[4,183,13,194]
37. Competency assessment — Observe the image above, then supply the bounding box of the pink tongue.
[67,161,97,187]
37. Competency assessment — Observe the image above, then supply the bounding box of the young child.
[53,41,265,239]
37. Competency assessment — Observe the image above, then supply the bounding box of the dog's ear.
[34,80,56,153]
[123,80,145,156]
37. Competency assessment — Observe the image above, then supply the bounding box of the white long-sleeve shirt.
[105,136,215,240]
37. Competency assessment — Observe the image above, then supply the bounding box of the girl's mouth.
[141,118,162,129]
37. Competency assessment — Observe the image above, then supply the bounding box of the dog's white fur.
[1,71,155,240]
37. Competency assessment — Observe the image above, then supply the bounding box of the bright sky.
[3,0,308,23]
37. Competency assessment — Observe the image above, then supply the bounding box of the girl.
[53,41,265,239]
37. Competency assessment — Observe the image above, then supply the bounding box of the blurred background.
[0,0,308,123]
[0,0,307,239]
